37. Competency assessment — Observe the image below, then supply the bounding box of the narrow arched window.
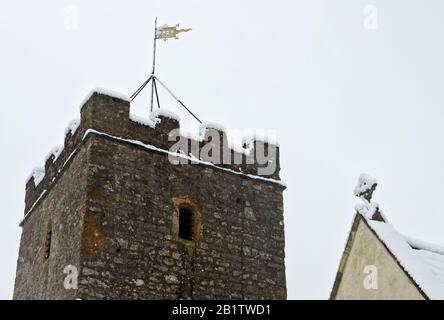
[179,207,194,241]
[43,221,52,262]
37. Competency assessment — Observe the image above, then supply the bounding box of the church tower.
[13,90,286,299]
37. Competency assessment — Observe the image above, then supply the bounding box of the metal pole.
[153,78,161,109]
[130,75,153,101]
[150,17,158,112]
[154,76,202,124]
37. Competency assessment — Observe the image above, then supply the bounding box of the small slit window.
[43,221,52,262]
[179,207,194,241]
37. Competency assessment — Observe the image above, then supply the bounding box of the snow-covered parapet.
[129,109,180,129]
[26,167,45,187]
[150,108,181,122]
[45,146,63,163]
[242,133,280,149]
[24,89,283,219]
[198,121,228,149]
[199,121,227,135]
[79,88,130,110]
[129,113,157,128]
[25,146,64,192]
[65,119,80,136]
[354,174,386,222]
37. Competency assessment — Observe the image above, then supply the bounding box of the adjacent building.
[331,175,444,300]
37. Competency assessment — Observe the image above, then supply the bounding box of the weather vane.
[130,17,201,123]
[156,23,192,42]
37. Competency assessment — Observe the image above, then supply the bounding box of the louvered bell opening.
[179,207,194,240]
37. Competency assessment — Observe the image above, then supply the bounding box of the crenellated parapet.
[24,89,283,216]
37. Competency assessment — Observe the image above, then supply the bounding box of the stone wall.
[14,143,89,299]
[23,92,282,217]
[14,90,286,300]
[78,134,286,299]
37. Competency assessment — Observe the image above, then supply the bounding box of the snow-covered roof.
[362,214,444,299]
[333,174,444,299]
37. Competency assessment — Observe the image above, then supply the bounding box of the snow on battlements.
[243,133,280,148]
[151,108,181,122]
[200,121,227,135]
[79,88,130,110]
[65,119,80,136]
[24,89,283,218]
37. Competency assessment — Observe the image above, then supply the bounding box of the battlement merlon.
[23,90,284,217]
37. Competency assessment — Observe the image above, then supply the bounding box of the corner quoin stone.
[13,90,287,300]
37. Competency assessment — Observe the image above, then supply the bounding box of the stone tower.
[14,90,286,300]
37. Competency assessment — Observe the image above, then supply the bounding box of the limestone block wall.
[14,90,286,300]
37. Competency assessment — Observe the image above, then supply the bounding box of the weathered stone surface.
[14,144,88,300]
[14,91,287,300]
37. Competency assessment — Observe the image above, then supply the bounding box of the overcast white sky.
[1,0,444,300]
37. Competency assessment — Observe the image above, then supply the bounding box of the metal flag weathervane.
[130,18,201,124]
[156,24,192,41]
